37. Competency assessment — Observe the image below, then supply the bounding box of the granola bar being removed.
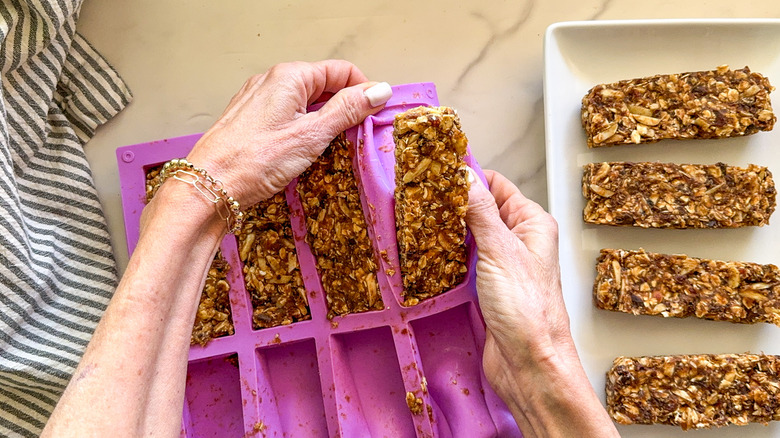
[146,165,235,345]
[582,65,776,148]
[582,162,776,228]
[594,248,780,325]
[238,192,310,329]
[393,106,469,306]
[297,133,383,318]
[607,354,780,430]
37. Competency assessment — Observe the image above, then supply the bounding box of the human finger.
[482,170,559,260]
[296,81,392,147]
[300,59,371,105]
[483,170,546,229]
[465,167,527,266]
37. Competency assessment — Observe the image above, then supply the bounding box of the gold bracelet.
[158,158,245,235]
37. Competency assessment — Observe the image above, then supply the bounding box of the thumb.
[302,81,392,143]
[466,167,520,260]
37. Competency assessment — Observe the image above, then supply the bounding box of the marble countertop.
[77,2,780,436]
[78,0,780,273]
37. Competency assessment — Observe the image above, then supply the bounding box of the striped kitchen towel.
[0,1,132,436]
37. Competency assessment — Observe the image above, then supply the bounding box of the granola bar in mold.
[116,83,520,437]
[393,106,470,306]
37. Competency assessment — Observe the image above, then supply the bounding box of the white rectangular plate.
[544,19,780,437]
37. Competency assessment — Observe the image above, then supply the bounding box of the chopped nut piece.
[238,192,310,329]
[595,248,780,325]
[405,391,424,415]
[607,354,780,429]
[582,66,776,147]
[146,165,235,345]
[393,106,469,305]
[297,133,383,318]
[582,162,776,228]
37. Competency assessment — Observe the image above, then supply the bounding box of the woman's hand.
[187,59,392,208]
[466,169,619,437]
[42,60,391,438]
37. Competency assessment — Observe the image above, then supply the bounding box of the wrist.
[127,179,226,315]
[157,158,244,234]
[140,178,227,242]
[494,339,617,437]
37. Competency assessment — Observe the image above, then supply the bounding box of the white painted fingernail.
[467,166,479,184]
[364,82,392,107]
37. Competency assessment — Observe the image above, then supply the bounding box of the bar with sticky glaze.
[297,133,383,318]
[607,354,780,430]
[393,106,469,306]
[582,161,776,228]
[594,248,780,325]
[581,65,775,148]
[238,192,310,328]
[146,165,235,345]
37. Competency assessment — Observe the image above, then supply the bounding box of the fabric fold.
[0,1,132,436]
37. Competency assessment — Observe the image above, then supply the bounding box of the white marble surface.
[77,1,780,436]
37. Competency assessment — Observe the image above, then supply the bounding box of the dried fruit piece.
[393,106,469,306]
[594,248,780,325]
[297,133,383,318]
[238,192,310,329]
[582,162,776,228]
[607,354,780,429]
[582,65,776,147]
[146,164,235,345]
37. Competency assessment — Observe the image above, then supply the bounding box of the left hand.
[187,59,391,207]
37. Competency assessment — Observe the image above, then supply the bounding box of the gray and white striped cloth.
[0,1,131,436]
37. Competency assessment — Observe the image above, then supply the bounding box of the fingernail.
[467,166,480,185]
[364,82,392,107]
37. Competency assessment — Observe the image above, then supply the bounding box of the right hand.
[465,169,619,437]
[465,169,573,394]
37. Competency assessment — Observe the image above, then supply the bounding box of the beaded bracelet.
[158,158,245,235]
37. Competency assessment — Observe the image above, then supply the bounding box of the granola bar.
[582,65,776,148]
[393,106,469,305]
[191,251,234,345]
[582,162,776,228]
[146,165,235,345]
[238,192,310,329]
[297,133,383,318]
[607,354,780,430]
[594,248,780,325]
[145,165,163,202]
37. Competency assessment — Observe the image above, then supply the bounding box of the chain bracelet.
[159,158,245,234]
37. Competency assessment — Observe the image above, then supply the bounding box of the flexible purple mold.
[116,83,520,437]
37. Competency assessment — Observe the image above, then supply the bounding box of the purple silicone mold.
[116,83,520,437]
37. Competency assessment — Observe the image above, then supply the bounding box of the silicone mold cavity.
[116,83,521,437]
